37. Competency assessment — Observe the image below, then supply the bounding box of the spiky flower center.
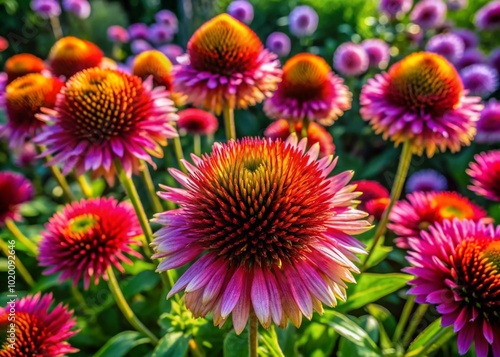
[387,52,463,114]
[0,312,47,356]
[5,54,45,82]
[188,14,263,75]
[49,36,100,63]
[430,193,476,220]
[185,139,333,270]
[132,50,173,90]
[6,74,57,115]
[281,54,331,100]
[68,214,98,235]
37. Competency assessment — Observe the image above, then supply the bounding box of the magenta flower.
[425,33,464,63]
[475,0,500,31]
[361,39,390,69]
[405,219,500,357]
[155,9,178,34]
[227,0,254,24]
[177,108,219,135]
[405,169,447,193]
[378,0,413,18]
[289,5,319,38]
[410,0,447,29]
[352,180,389,220]
[31,0,61,18]
[38,197,142,288]
[446,0,468,11]
[0,293,77,356]
[456,48,485,71]
[62,0,91,19]
[467,150,500,201]
[34,68,178,184]
[334,42,369,76]
[107,25,129,43]
[0,171,33,225]
[266,32,291,57]
[152,136,371,333]
[460,64,498,97]
[476,99,500,144]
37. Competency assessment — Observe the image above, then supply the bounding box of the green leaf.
[224,329,249,357]
[153,332,191,357]
[406,318,451,357]
[488,204,500,224]
[337,273,413,313]
[366,304,395,350]
[338,315,380,357]
[363,241,393,270]
[94,331,150,357]
[275,324,298,357]
[121,270,160,299]
[297,322,337,357]
[259,326,285,357]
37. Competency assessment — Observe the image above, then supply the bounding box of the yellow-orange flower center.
[188,14,263,75]
[132,50,173,90]
[68,214,98,236]
[387,52,463,114]
[483,241,500,269]
[430,192,476,220]
[4,53,45,83]
[0,312,48,356]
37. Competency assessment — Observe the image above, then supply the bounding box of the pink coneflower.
[475,0,500,31]
[264,53,351,125]
[38,198,142,288]
[378,0,413,18]
[0,171,33,225]
[173,14,281,115]
[266,32,291,57]
[352,180,389,220]
[425,33,464,64]
[227,0,254,24]
[410,0,447,29]
[388,191,488,249]
[289,5,319,38]
[456,48,485,71]
[177,108,218,135]
[4,53,45,84]
[1,73,63,148]
[476,99,500,144]
[155,9,178,33]
[152,136,371,333]
[264,119,335,157]
[107,25,129,43]
[467,150,500,201]
[361,39,390,69]
[405,219,500,357]
[333,42,369,76]
[34,68,178,184]
[405,169,447,193]
[460,64,498,97]
[0,293,77,356]
[360,52,482,157]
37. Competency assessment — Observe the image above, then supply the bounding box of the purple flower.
[378,0,413,18]
[406,169,447,193]
[227,0,254,24]
[475,0,500,31]
[333,42,369,76]
[476,99,500,144]
[31,0,61,18]
[460,64,498,97]
[266,32,291,57]
[155,9,178,33]
[148,23,174,45]
[425,33,464,63]
[63,0,91,19]
[410,0,447,29]
[130,39,153,54]
[489,48,500,74]
[158,44,184,64]
[289,5,319,38]
[361,39,390,69]
[128,23,149,40]
[446,0,468,11]
[456,48,485,70]
[107,25,129,43]
[452,29,478,49]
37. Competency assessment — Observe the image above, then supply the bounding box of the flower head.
[378,0,413,18]
[2,73,63,148]
[475,0,500,31]
[173,14,281,114]
[361,39,390,69]
[177,108,219,135]
[360,52,482,157]
[453,29,478,49]
[467,150,500,201]
[132,50,173,90]
[12,142,37,167]
[425,33,464,63]
[31,0,61,18]
[405,219,500,357]
[147,23,174,45]
[34,68,178,184]
[333,42,369,76]
[264,119,335,157]
[0,171,33,225]
[155,9,178,33]
[128,23,149,40]
[410,0,447,29]
[456,48,485,71]
[0,293,77,356]
[266,32,291,57]
[107,25,129,43]
[4,53,45,84]
[38,197,142,288]
[460,64,498,97]
[0,36,8,52]
[158,44,184,64]
[389,191,488,249]
[289,5,319,38]
[227,0,254,24]
[406,169,447,193]
[352,179,389,220]
[48,36,104,79]
[62,0,91,19]
[490,48,500,74]
[264,53,351,125]
[153,136,370,333]
[476,99,500,144]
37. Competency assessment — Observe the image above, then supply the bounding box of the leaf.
[121,270,160,298]
[337,273,413,313]
[338,315,380,357]
[406,318,442,355]
[153,332,191,357]
[363,241,393,270]
[366,304,395,350]
[296,322,337,357]
[224,329,249,357]
[94,331,150,357]
[275,324,298,357]
[259,326,285,357]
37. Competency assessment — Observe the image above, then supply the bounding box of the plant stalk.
[223,104,236,141]
[249,312,258,357]
[5,219,38,256]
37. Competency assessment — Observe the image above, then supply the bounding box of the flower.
[456,48,485,71]
[410,0,447,29]
[405,219,500,357]
[333,42,369,76]
[365,198,390,221]
[4,53,45,84]
[425,33,464,63]
[158,44,184,64]
[361,39,390,69]
[352,180,389,220]
[266,32,291,57]
[1,73,63,148]
[38,198,142,288]
[453,29,478,49]
[476,99,500,144]
[460,64,498,97]
[405,169,447,193]
[155,9,178,33]
[147,23,174,45]
[264,119,335,157]
[475,0,500,31]
[48,36,104,79]
[34,68,178,184]
[62,0,91,19]
[107,25,129,43]
[172,14,281,114]
[177,108,218,135]
[0,293,77,356]
[446,0,468,11]
[289,5,319,38]
[128,23,149,40]
[132,50,173,90]
[31,0,61,18]
[264,53,351,125]
[360,52,483,157]
[378,0,413,18]
[152,136,371,333]
[0,171,33,225]
[388,191,488,249]
[0,36,8,52]
[467,150,500,201]
[227,0,254,24]
[130,39,153,54]
[490,48,500,75]
[12,142,37,167]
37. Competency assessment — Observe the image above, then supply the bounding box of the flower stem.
[140,163,164,213]
[223,104,236,141]
[5,219,38,256]
[106,266,159,344]
[49,15,63,40]
[0,238,35,287]
[361,140,412,271]
[172,136,187,173]
[249,312,258,357]
[75,174,93,198]
[403,304,429,347]
[193,134,201,157]
[301,117,310,138]
[404,324,454,357]
[37,146,75,202]
[392,295,415,344]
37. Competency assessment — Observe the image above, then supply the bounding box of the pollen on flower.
[4,53,45,84]
[132,49,173,90]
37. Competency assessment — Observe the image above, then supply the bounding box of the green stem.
[392,295,415,344]
[249,312,258,357]
[223,105,236,141]
[193,134,201,157]
[0,238,35,287]
[76,174,93,198]
[49,15,63,40]
[5,219,38,256]
[301,117,310,138]
[172,136,187,173]
[403,304,429,347]
[106,267,159,344]
[47,160,75,202]
[140,163,164,213]
[361,140,412,271]
[404,325,454,357]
